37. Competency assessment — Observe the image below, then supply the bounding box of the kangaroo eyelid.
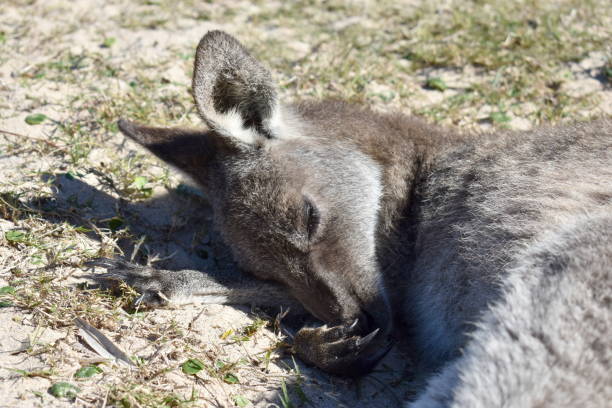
[303,197,320,240]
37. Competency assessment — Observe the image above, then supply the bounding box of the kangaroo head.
[118,31,393,370]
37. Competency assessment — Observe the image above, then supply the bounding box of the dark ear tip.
[202,29,227,39]
[117,118,130,134]
[117,118,141,139]
[117,118,147,143]
[196,30,240,54]
[201,30,232,42]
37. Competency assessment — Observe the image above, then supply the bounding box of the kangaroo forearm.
[174,269,303,310]
[93,259,302,311]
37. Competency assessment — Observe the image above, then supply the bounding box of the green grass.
[244,0,610,124]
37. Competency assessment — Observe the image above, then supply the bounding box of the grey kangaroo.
[106,31,611,406]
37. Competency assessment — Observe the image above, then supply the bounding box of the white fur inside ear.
[206,108,261,144]
[265,104,302,141]
[206,104,302,144]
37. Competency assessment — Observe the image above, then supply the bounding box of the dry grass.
[0,0,610,407]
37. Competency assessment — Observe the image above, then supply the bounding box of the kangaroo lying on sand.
[106,31,611,406]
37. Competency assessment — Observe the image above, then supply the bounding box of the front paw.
[293,320,392,376]
[87,258,171,307]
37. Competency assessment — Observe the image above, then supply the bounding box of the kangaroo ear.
[117,119,237,175]
[192,31,290,144]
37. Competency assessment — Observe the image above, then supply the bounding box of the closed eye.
[303,197,320,240]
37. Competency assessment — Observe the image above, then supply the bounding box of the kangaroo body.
[109,31,612,406]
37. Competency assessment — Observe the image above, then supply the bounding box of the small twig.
[130,235,146,262]
[101,388,109,408]
[187,306,208,332]
[291,39,326,66]
[0,128,63,150]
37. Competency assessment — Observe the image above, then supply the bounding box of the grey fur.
[110,31,612,404]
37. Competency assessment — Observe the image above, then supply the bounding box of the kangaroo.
[105,31,612,406]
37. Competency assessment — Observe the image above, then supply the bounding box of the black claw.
[92,271,126,281]
[356,327,379,348]
[85,258,116,268]
[86,258,137,271]
[86,272,120,284]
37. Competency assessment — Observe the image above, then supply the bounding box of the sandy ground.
[1,1,414,406]
[0,0,610,407]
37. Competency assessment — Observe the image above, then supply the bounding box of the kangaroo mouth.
[289,272,393,334]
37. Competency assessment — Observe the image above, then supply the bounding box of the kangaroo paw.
[88,258,180,307]
[293,320,393,377]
